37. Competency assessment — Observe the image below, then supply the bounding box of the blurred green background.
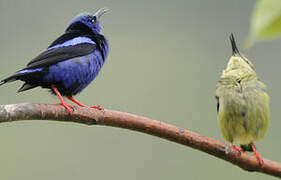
[0,0,280,179]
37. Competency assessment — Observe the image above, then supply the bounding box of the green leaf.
[247,0,281,46]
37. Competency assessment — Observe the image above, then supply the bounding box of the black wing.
[0,42,96,84]
[25,43,96,69]
[216,96,219,113]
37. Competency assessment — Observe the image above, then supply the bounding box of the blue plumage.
[48,37,96,50]
[43,49,105,95]
[0,8,109,114]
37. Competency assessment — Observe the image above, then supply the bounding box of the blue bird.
[0,8,109,115]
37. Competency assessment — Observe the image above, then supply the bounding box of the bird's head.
[226,34,255,72]
[67,8,109,34]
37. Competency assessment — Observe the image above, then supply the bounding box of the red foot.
[51,85,74,115]
[230,142,243,153]
[251,143,263,166]
[67,96,103,111]
[90,105,103,111]
[57,103,74,115]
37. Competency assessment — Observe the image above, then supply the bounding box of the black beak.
[230,33,241,56]
[229,33,252,65]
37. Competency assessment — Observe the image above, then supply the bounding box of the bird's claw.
[254,152,264,166]
[66,96,103,111]
[90,105,103,111]
[251,143,264,166]
[229,143,243,154]
[232,146,243,153]
[57,103,74,115]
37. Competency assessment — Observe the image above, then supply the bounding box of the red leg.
[67,96,86,107]
[51,85,73,115]
[67,96,103,111]
[230,142,243,153]
[251,143,263,165]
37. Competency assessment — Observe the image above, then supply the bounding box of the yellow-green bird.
[216,34,270,165]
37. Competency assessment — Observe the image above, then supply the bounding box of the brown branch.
[0,103,280,178]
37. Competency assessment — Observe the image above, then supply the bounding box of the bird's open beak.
[93,8,109,19]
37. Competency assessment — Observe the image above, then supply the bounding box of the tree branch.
[0,103,280,178]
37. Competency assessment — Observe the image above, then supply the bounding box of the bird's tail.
[0,74,19,86]
[0,68,38,86]
[17,83,37,92]
[1,68,43,92]
[0,77,15,86]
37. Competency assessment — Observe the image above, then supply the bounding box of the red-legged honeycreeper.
[0,8,109,115]
[216,34,270,165]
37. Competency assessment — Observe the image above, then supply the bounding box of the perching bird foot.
[230,142,243,154]
[51,85,74,115]
[254,152,263,166]
[57,103,74,115]
[251,143,264,166]
[90,105,103,111]
[67,96,103,111]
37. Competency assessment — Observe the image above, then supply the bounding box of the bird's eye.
[92,16,97,22]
